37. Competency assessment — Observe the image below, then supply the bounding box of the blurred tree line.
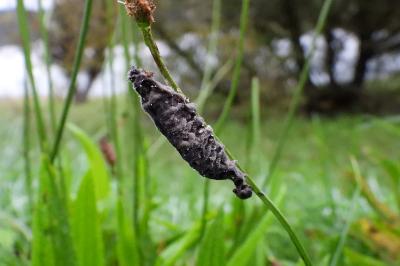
[24,0,400,112]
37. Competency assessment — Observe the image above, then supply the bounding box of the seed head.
[124,0,156,26]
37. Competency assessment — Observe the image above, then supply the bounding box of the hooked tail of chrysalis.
[128,66,252,199]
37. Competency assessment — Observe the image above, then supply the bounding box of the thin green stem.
[50,0,94,163]
[214,0,250,133]
[249,77,261,171]
[329,157,361,266]
[37,0,56,132]
[199,0,221,92]
[23,78,33,216]
[245,175,313,266]
[17,0,48,152]
[197,59,233,114]
[140,26,182,93]
[263,0,334,188]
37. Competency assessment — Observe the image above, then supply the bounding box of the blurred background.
[2,0,400,110]
[1,0,400,265]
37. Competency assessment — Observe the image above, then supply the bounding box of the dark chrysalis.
[128,66,252,199]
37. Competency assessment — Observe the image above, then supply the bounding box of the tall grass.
[37,0,56,132]
[50,0,94,162]
[23,78,33,215]
[17,0,48,152]
[213,0,250,134]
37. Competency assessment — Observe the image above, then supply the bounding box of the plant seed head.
[124,0,156,26]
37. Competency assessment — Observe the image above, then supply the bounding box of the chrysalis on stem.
[128,66,252,199]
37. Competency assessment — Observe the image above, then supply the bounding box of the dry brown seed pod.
[123,0,156,25]
[128,66,252,199]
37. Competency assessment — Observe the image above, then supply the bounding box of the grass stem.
[50,0,94,163]
[213,0,250,133]
[23,78,33,215]
[140,26,182,93]
[17,0,48,152]
[263,0,334,187]
[37,0,56,132]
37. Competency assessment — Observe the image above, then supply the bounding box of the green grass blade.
[50,0,94,163]
[17,0,48,152]
[247,77,261,172]
[244,176,313,266]
[197,210,226,266]
[68,124,110,201]
[32,157,77,266]
[263,0,334,187]
[344,248,387,266]
[32,163,56,266]
[156,223,201,266]
[214,0,250,133]
[37,0,56,132]
[196,59,234,114]
[379,158,400,212]
[199,0,221,94]
[227,187,285,266]
[116,199,140,266]
[329,157,361,266]
[23,79,33,215]
[72,172,105,266]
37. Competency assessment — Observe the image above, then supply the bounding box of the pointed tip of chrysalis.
[123,0,156,26]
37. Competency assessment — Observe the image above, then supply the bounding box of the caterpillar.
[128,66,252,199]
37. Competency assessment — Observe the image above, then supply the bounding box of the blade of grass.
[248,77,261,172]
[68,124,110,201]
[351,160,399,222]
[156,222,202,266]
[116,199,140,266]
[17,0,48,152]
[140,26,181,93]
[23,78,33,216]
[50,0,94,163]
[197,58,234,114]
[32,156,77,266]
[72,172,105,266]
[379,159,400,212]
[244,175,312,266]
[199,0,221,98]
[227,186,286,266]
[37,0,56,132]
[263,0,334,187]
[197,210,226,266]
[328,157,361,266]
[213,0,250,133]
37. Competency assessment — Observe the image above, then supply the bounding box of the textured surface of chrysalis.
[128,66,252,199]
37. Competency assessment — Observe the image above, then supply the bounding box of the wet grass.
[1,97,400,265]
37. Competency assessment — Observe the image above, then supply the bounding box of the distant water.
[0,41,173,99]
[0,0,53,12]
